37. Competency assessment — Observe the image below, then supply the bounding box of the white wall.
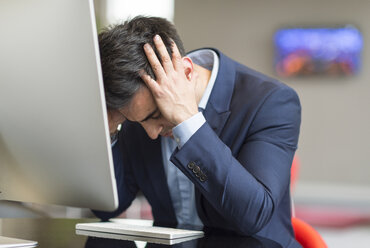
[94,0,174,28]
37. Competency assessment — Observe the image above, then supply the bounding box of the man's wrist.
[173,109,199,125]
[172,112,206,149]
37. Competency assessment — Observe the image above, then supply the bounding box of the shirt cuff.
[172,112,206,149]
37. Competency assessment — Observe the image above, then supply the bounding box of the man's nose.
[144,124,163,140]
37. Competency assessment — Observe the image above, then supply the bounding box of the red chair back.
[291,155,300,189]
[292,217,328,248]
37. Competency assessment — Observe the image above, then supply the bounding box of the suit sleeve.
[92,126,139,221]
[170,86,301,235]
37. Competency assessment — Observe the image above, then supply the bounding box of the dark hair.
[98,16,186,109]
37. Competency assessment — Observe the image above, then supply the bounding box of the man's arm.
[170,86,301,234]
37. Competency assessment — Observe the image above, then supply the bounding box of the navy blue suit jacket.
[94,49,302,248]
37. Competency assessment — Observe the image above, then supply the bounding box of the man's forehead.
[118,87,156,121]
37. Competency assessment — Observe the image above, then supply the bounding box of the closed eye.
[151,111,161,120]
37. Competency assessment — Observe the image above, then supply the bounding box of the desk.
[0,218,282,248]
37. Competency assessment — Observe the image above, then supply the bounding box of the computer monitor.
[0,0,118,212]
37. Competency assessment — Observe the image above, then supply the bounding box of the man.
[94,16,301,248]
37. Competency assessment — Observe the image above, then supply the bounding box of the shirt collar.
[187,49,219,110]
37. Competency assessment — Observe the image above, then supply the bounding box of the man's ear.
[182,57,194,81]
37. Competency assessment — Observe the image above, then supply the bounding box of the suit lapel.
[203,104,230,136]
[202,49,236,136]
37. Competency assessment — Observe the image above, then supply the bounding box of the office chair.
[290,156,327,248]
[291,156,300,189]
[292,217,328,248]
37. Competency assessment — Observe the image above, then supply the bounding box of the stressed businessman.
[93,16,301,248]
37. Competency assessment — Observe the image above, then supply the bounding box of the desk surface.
[0,218,282,248]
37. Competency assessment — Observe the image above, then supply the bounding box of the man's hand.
[107,109,126,135]
[140,35,199,126]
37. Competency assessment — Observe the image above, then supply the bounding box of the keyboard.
[75,221,204,240]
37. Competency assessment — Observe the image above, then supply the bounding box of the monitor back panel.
[0,0,118,211]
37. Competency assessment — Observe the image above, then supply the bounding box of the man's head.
[99,16,188,139]
[99,16,186,110]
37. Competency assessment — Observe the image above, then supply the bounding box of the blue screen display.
[274,27,363,76]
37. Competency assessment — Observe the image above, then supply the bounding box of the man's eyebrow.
[139,108,158,123]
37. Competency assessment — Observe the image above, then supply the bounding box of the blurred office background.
[2,0,370,246]
[94,0,370,246]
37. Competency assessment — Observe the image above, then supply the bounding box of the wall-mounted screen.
[274,26,363,77]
